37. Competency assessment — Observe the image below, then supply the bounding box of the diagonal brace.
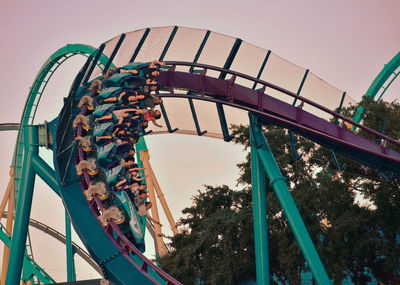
[249,113,330,285]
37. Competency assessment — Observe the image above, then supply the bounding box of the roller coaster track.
[53,60,400,284]
[2,43,112,284]
[1,211,102,276]
[0,219,55,284]
[6,26,399,284]
[13,44,113,197]
[353,52,400,124]
[0,123,19,131]
[155,61,400,176]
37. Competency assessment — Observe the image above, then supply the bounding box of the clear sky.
[0,0,399,282]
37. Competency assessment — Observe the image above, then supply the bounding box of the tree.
[158,185,255,285]
[159,97,400,284]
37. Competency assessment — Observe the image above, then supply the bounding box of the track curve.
[9,26,399,284]
[154,61,400,177]
[54,59,400,285]
[13,44,113,196]
[1,211,102,276]
[352,52,400,125]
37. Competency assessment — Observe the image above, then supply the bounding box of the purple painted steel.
[153,64,400,171]
[163,61,400,148]
[157,92,400,165]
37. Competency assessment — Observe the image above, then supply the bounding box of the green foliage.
[159,98,400,284]
[158,185,255,285]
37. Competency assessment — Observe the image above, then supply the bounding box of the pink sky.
[0,0,399,282]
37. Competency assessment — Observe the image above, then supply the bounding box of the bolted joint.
[269,176,287,188]
[38,121,52,148]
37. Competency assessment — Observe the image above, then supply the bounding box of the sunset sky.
[0,0,399,282]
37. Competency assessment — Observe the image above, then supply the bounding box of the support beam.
[159,103,178,133]
[103,34,126,74]
[216,38,242,142]
[249,121,270,285]
[6,126,39,285]
[146,163,179,235]
[0,171,12,218]
[216,103,233,142]
[139,150,166,257]
[249,114,330,285]
[188,98,207,136]
[82,44,105,85]
[65,211,76,282]
[293,69,309,106]
[130,28,150,63]
[1,168,15,285]
[31,155,60,196]
[252,50,271,90]
[159,26,179,61]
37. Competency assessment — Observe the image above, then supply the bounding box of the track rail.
[162,61,400,148]
[13,44,113,198]
[1,211,102,275]
[153,62,400,176]
[352,52,400,124]
[73,91,182,284]
[0,219,55,283]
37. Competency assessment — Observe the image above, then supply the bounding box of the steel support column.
[136,137,166,257]
[6,126,38,285]
[249,114,330,285]
[249,117,270,285]
[65,211,76,282]
[31,155,60,196]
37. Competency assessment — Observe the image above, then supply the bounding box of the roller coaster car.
[93,103,115,118]
[113,191,146,251]
[93,122,114,137]
[95,87,124,105]
[102,73,146,90]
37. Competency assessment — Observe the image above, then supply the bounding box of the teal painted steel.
[0,222,55,284]
[65,212,76,282]
[159,26,179,61]
[189,30,211,73]
[292,69,309,106]
[31,155,60,196]
[250,115,270,285]
[130,28,150,63]
[216,103,233,142]
[188,98,207,136]
[216,38,242,141]
[187,30,210,134]
[7,46,108,283]
[1,210,102,275]
[160,103,178,133]
[251,50,271,90]
[6,126,39,285]
[333,92,346,125]
[13,44,112,200]
[249,114,330,285]
[50,115,167,284]
[82,45,105,84]
[352,52,400,127]
[103,34,126,73]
